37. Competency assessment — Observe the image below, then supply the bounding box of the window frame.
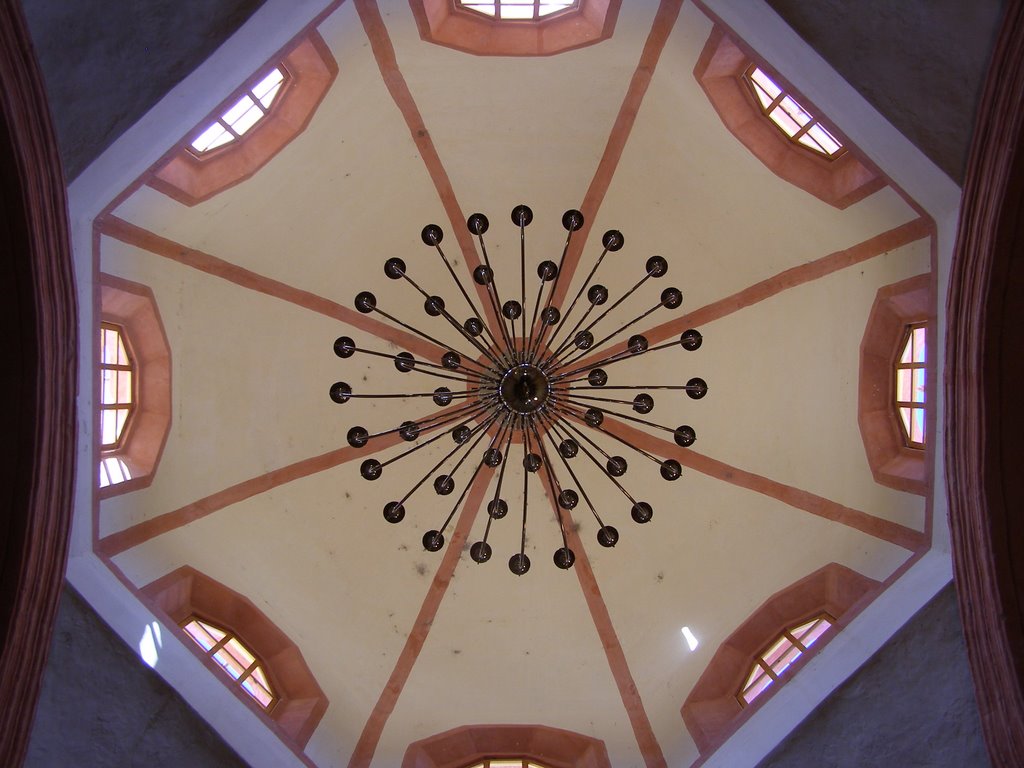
[149,32,337,206]
[186,66,291,159]
[98,274,172,498]
[895,323,927,449]
[99,321,136,452]
[737,613,834,707]
[694,27,883,209]
[181,615,278,712]
[742,64,846,160]
[141,566,328,748]
[410,0,620,58]
[453,1,579,23]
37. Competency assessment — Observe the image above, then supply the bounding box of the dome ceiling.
[67,1,957,766]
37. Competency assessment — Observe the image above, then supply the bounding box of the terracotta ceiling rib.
[553,0,684,308]
[353,0,500,330]
[597,419,927,553]
[560,503,668,768]
[99,214,444,361]
[96,434,405,558]
[590,216,933,361]
[347,470,493,768]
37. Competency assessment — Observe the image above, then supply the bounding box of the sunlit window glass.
[744,66,844,158]
[739,615,833,705]
[895,324,926,448]
[455,1,578,21]
[190,67,286,154]
[182,617,276,709]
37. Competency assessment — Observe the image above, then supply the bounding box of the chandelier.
[330,206,706,575]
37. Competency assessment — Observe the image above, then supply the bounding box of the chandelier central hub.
[499,364,551,415]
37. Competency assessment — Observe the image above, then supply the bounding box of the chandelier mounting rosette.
[330,205,706,575]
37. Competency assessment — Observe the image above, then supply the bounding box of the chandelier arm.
[551,337,679,382]
[566,384,704,391]
[344,344,495,382]
[426,450,489,551]
[547,417,640,507]
[543,222,576,325]
[479,417,518,547]
[387,411,502,510]
[371,306,492,375]
[363,398,492,442]
[544,300,598,364]
[544,273,653,374]
[430,241,508,362]
[397,271,508,369]
[546,246,609,354]
[555,392,649,409]
[559,301,663,371]
[559,403,666,467]
[564,396,690,440]
[519,422,531,565]
[519,219,528,359]
[340,387,492,400]
[525,276,546,365]
[537,411,608,528]
[528,418,571,551]
[439,409,507,485]
[379,402,497,469]
[481,274,517,361]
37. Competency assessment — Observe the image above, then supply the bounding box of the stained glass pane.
[913,326,926,362]
[191,123,233,153]
[742,670,774,704]
[252,69,284,103]
[768,106,801,137]
[770,644,803,676]
[223,94,255,126]
[232,103,265,135]
[911,407,926,444]
[897,368,913,403]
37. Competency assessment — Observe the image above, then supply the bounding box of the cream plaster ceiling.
[70,1,951,767]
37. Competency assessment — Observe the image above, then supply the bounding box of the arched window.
[142,566,328,747]
[149,32,337,206]
[858,274,930,495]
[896,324,927,448]
[739,614,833,705]
[99,323,135,488]
[98,274,171,498]
[404,724,611,768]
[694,27,882,209]
[743,65,844,158]
[182,616,276,710]
[189,67,286,155]
[681,564,878,754]
[455,1,577,21]
[410,0,618,57]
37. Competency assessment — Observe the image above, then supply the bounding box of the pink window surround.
[149,32,337,206]
[858,273,930,495]
[141,566,328,747]
[98,274,171,499]
[694,27,884,210]
[409,0,620,57]
[681,563,879,754]
[403,724,611,768]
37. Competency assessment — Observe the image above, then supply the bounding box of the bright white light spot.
[681,626,699,651]
[139,621,163,668]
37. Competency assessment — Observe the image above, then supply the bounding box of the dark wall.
[767,0,1004,184]
[19,0,266,180]
[758,583,990,768]
[24,586,248,768]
